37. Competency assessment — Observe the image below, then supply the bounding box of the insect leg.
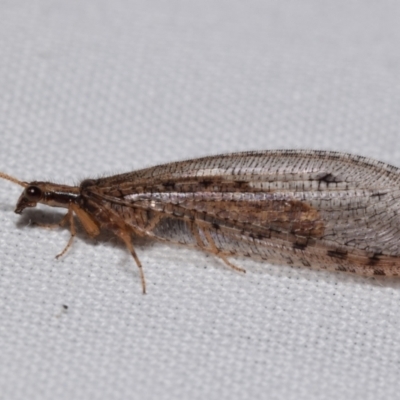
[116,229,146,294]
[55,206,76,259]
[193,222,246,273]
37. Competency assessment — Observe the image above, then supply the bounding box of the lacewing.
[1,150,400,293]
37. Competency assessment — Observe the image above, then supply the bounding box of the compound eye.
[25,186,42,202]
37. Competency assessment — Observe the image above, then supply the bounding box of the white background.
[1,1,400,399]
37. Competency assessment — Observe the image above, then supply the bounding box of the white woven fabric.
[1,1,400,399]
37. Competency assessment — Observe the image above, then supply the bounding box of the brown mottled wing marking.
[83,150,400,277]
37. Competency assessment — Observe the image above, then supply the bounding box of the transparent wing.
[85,151,400,275]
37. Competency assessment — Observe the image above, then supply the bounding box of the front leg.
[55,202,100,259]
[29,206,76,259]
[55,206,76,259]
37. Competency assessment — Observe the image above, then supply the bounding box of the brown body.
[2,150,400,293]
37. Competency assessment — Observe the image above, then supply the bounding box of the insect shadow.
[15,208,154,255]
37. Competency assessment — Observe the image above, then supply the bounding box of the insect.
[1,150,400,293]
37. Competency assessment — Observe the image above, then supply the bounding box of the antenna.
[0,172,28,188]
